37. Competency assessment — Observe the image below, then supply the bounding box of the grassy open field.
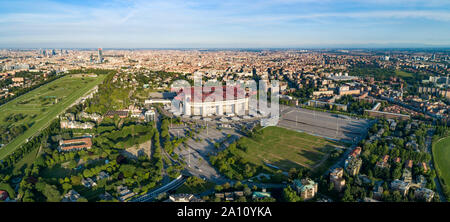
[12,146,40,174]
[237,126,342,171]
[395,70,414,78]
[433,136,450,192]
[0,74,105,160]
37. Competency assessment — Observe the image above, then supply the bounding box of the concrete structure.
[308,100,348,111]
[78,112,102,122]
[168,194,204,202]
[98,48,103,63]
[61,190,81,202]
[144,99,172,105]
[104,110,128,118]
[339,89,361,96]
[293,178,318,200]
[60,120,95,129]
[312,90,334,97]
[345,157,362,176]
[364,109,410,120]
[145,109,156,122]
[414,188,435,202]
[391,179,411,196]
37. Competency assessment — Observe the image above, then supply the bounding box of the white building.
[172,86,251,117]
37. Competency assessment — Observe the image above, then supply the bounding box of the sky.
[0,0,449,48]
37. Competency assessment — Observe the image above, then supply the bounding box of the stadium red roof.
[173,86,252,102]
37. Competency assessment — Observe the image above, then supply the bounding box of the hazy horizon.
[1,0,450,48]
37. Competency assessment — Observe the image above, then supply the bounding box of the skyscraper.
[98,48,103,63]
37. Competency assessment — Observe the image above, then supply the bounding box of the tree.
[223,182,231,190]
[328,182,335,192]
[119,164,136,178]
[67,160,77,169]
[62,183,72,191]
[341,186,354,202]
[283,187,302,202]
[35,182,61,202]
[234,181,243,189]
[215,185,223,192]
[22,190,35,202]
[77,197,88,202]
[71,175,82,186]
[244,187,252,196]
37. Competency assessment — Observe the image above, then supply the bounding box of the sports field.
[237,126,342,171]
[395,70,414,78]
[0,74,105,159]
[433,136,450,192]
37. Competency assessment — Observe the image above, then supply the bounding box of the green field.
[12,146,40,174]
[237,126,341,171]
[395,70,414,78]
[0,74,105,160]
[433,136,450,192]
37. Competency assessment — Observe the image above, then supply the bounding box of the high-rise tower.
[98,48,103,63]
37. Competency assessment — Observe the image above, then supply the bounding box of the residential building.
[293,178,318,200]
[61,190,81,202]
[168,194,204,202]
[414,188,435,202]
[391,179,411,196]
[105,110,128,118]
[345,157,362,176]
[330,168,346,192]
[81,178,97,188]
[171,86,251,117]
[58,136,92,152]
[60,119,95,129]
[0,190,9,201]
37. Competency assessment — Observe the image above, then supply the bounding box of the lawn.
[40,164,75,179]
[0,74,105,159]
[395,70,414,78]
[236,126,342,171]
[12,146,40,174]
[433,136,450,192]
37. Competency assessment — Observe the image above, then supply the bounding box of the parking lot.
[170,126,242,184]
[278,105,372,143]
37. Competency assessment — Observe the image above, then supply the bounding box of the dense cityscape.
[1,1,450,221]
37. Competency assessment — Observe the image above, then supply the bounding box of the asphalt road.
[131,175,188,202]
[425,129,447,202]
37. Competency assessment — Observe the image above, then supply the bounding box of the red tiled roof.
[0,190,8,200]
[60,137,92,151]
[174,86,251,102]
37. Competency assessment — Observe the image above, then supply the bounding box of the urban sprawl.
[0,48,449,203]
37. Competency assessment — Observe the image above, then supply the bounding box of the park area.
[237,126,342,171]
[0,74,105,160]
[433,136,450,194]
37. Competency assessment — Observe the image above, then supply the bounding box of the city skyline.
[1,0,450,48]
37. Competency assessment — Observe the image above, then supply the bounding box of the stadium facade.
[172,86,251,117]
